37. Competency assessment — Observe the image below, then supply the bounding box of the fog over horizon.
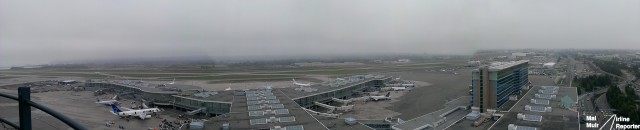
[1,0,639,67]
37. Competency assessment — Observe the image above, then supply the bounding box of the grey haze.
[1,0,639,66]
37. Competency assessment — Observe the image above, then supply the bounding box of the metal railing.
[0,87,88,130]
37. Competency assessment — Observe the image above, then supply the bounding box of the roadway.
[586,60,639,88]
[578,87,610,130]
[579,57,640,130]
[567,56,577,87]
[570,56,619,129]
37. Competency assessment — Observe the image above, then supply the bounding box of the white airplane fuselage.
[369,92,391,101]
[96,95,119,105]
[110,104,160,119]
[293,79,311,87]
[369,96,390,101]
[168,78,175,85]
[390,87,406,91]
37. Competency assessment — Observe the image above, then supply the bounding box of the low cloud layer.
[1,0,639,66]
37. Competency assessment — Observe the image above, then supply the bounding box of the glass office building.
[471,60,528,112]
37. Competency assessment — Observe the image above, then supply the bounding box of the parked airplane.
[168,78,175,85]
[369,92,391,101]
[293,78,311,87]
[388,83,415,87]
[96,95,118,105]
[224,86,232,91]
[110,104,161,120]
[401,84,415,87]
[390,87,407,91]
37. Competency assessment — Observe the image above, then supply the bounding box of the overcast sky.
[1,0,639,67]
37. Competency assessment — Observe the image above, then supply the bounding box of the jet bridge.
[93,88,115,95]
[303,108,340,118]
[314,102,354,112]
[331,97,368,104]
[186,107,208,116]
[118,92,137,99]
[331,98,352,104]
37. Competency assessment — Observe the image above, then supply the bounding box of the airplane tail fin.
[110,104,122,113]
[386,92,391,97]
[168,78,175,84]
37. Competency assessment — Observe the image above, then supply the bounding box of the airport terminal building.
[85,75,393,130]
[471,60,529,112]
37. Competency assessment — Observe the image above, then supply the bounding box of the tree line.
[573,75,614,94]
[607,84,640,124]
[592,59,626,76]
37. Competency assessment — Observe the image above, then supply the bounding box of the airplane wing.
[112,95,118,100]
[142,103,149,109]
[98,101,112,105]
[122,107,135,111]
[138,112,147,119]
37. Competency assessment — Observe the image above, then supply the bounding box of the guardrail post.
[18,87,32,130]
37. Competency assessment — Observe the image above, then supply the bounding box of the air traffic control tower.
[471,60,529,112]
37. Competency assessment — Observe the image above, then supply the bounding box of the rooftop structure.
[530,99,550,105]
[209,88,326,129]
[284,75,392,107]
[283,75,390,99]
[472,60,529,112]
[392,96,471,130]
[87,75,393,130]
[534,94,556,99]
[560,96,575,109]
[86,82,233,115]
[488,60,529,70]
[517,113,543,122]
[508,124,538,130]
[490,86,579,130]
[538,89,558,95]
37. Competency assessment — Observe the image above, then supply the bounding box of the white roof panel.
[279,116,296,122]
[250,118,267,125]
